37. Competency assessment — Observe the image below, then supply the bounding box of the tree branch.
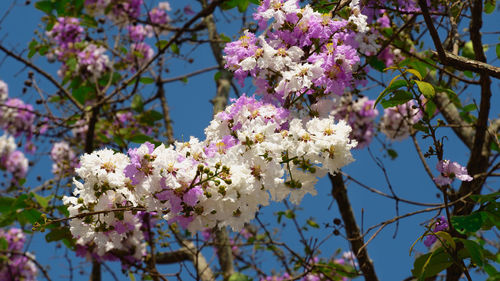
[329,173,379,281]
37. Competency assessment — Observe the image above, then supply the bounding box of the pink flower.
[434,160,473,186]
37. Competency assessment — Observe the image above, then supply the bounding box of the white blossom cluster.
[64,96,356,256]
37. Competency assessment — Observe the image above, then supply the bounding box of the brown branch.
[330,173,379,281]
[156,248,192,264]
[0,44,84,111]
[95,0,225,108]
[156,79,175,145]
[418,0,500,79]
[169,226,215,281]
[161,65,219,84]
[342,172,441,206]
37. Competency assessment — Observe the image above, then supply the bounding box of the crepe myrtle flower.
[434,160,473,186]
[424,216,449,247]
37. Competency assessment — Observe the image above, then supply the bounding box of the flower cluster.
[379,100,422,141]
[433,160,473,186]
[0,81,36,152]
[46,17,110,79]
[45,17,83,49]
[50,141,79,177]
[424,216,448,247]
[0,134,29,182]
[327,96,378,149]
[64,95,356,255]
[0,228,38,281]
[224,0,376,107]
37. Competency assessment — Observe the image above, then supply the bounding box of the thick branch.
[418,0,500,79]
[330,173,379,281]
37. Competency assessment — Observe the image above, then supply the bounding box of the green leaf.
[0,237,7,250]
[496,44,500,59]
[45,227,72,242]
[237,0,250,12]
[461,239,484,266]
[228,272,252,281]
[81,14,98,28]
[219,33,231,43]
[66,57,77,72]
[38,45,49,56]
[462,41,475,59]
[387,148,398,159]
[131,94,144,112]
[0,197,15,213]
[306,219,320,228]
[72,85,93,105]
[380,90,413,108]
[405,69,423,80]
[451,212,483,234]
[139,77,155,84]
[28,40,38,58]
[484,0,496,14]
[462,103,477,112]
[156,40,168,50]
[470,192,500,204]
[32,193,53,209]
[374,80,408,107]
[170,43,180,55]
[415,80,435,99]
[128,272,136,281]
[367,56,386,72]
[412,247,453,280]
[214,71,222,81]
[425,99,437,119]
[35,0,54,14]
[19,209,43,224]
[464,70,474,78]
[127,134,155,144]
[434,231,455,250]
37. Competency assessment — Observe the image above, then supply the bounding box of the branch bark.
[330,173,379,281]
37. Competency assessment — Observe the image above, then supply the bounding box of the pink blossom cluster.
[0,134,29,182]
[50,141,79,177]
[46,17,110,79]
[328,96,378,149]
[433,160,473,186]
[0,80,36,152]
[379,100,422,141]
[64,95,356,255]
[224,0,377,107]
[0,228,38,281]
[423,216,448,247]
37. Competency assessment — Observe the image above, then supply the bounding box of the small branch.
[0,44,84,111]
[169,226,215,281]
[329,173,379,281]
[161,65,218,84]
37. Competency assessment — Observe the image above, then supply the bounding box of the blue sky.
[0,1,498,280]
